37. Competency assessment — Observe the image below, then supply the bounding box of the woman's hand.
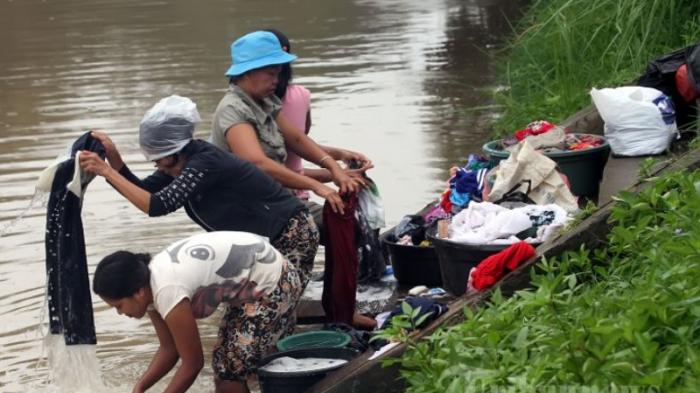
[79,151,112,177]
[339,149,372,169]
[345,162,374,180]
[313,184,345,214]
[90,130,124,170]
[329,168,364,194]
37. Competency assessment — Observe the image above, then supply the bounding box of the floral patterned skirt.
[211,261,303,381]
[271,208,320,286]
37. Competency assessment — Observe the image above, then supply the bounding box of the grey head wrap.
[139,95,202,161]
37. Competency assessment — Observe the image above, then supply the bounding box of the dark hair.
[265,28,293,100]
[93,251,151,299]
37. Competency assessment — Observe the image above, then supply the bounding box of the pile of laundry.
[438,154,491,215]
[447,201,570,245]
[500,120,606,153]
[385,214,434,247]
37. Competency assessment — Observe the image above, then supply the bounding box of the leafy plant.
[372,302,433,343]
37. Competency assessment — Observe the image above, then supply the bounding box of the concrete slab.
[597,156,647,204]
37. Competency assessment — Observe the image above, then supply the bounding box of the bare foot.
[352,312,377,330]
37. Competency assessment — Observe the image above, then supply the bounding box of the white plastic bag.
[358,181,385,229]
[590,86,677,156]
[139,95,202,161]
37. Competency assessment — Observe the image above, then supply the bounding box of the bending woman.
[210,30,372,215]
[93,231,301,393]
[79,95,318,282]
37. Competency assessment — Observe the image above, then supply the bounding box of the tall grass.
[491,0,700,136]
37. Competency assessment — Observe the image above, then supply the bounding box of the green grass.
[490,0,700,137]
[394,169,700,392]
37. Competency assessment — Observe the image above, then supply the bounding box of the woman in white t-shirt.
[93,231,302,393]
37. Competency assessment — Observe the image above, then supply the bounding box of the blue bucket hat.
[225,31,297,77]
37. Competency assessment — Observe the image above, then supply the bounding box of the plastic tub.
[382,237,443,287]
[258,347,359,393]
[482,134,610,200]
[427,232,510,296]
[276,330,351,352]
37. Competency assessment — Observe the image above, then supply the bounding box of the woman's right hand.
[313,184,345,215]
[90,130,124,169]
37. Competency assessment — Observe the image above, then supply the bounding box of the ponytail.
[93,251,152,299]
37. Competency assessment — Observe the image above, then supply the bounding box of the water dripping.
[0,191,49,238]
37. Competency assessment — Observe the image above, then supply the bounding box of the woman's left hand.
[330,169,363,194]
[79,151,111,177]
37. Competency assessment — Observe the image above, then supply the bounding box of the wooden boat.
[305,104,699,393]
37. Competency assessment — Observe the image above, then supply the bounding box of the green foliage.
[397,169,700,392]
[566,199,598,228]
[373,301,433,343]
[637,157,659,180]
[487,0,700,137]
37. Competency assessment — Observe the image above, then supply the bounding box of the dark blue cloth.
[45,132,104,345]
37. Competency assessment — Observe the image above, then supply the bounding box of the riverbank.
[392,0,700,391]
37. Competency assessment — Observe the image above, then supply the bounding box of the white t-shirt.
[149,231,284,318]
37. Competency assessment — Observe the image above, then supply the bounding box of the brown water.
[0,0,524,391]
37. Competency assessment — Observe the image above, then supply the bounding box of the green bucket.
[276,330,351,352]
[482,134,610,201]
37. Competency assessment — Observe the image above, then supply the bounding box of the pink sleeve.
[282,84,312,178]
[280,85,311,133]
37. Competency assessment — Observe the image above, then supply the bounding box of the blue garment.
[45,132,103,345]
[448,167,488,208]
[449,189,471,207]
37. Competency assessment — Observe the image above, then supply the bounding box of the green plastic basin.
[482,134,610,200]
[276,330,351,352]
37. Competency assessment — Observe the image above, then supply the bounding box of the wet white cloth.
[488,141,579,212]
[37,150,88,199]
[448,201,570,245]
[260,357,348,373]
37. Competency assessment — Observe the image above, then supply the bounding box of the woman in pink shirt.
[267,29,378,330]
[267,28,372,202]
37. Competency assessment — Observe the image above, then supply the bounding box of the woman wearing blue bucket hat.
[211,31,372,216]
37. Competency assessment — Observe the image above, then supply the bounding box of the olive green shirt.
[211,84,287,164]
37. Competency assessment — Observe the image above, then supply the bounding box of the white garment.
[37,150,90,199]
[150,231,284,318]
[448,201,571,245]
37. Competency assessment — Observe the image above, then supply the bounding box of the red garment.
[469,241,536,291]
[514,120,556,141]
[676,64,700,103]
[439,189,453,214]
[321,195,359,325]
[568,135,603,151]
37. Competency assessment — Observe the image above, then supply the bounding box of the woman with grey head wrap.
[79,94,319,391]
[138,95,201,161]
